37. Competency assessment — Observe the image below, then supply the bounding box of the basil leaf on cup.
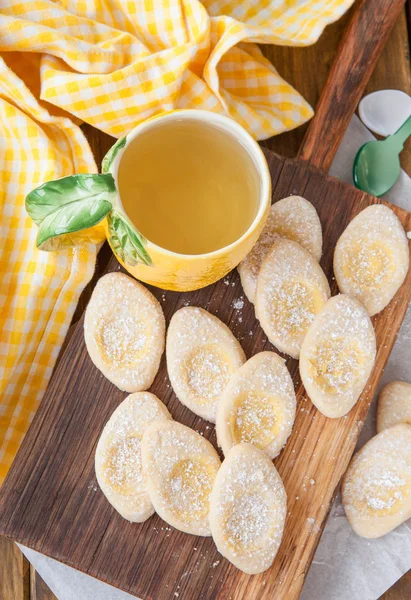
[107,209,152,267]
[102,136,127,174]
[25,173,115,250]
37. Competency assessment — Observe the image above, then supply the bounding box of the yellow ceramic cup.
[106,110,271,291]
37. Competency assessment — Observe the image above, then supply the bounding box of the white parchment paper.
[18,116,411,599]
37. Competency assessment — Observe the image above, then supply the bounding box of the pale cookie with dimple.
[300,294,376,418]
[342,424,411,538]
[334,204,409,316]
[256,238,330,359]
[166,307,246,423]
[238,195,322,303]
[95,392,171,522]
[216,351,296,459]
[209,443,287,574]
[377,381,411,433]
[141,421,221,536]
[84,272,165,392]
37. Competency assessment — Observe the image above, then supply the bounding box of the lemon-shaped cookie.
[95,392,171,522]
[209,443,287,574]
[216,351,296,459]
[377,381,411,433]
[300,294,376,418]
[141,421,221,536]
[84,272,165,392]
[238,195,322,303]
[256,239,330,359]
[342,424,411,538]
[334,205,409,316]
[166,307,246,423]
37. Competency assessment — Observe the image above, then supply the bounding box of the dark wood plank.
[29,564,57,600]
[380,570,411,599]
[262,8,411,167]
[0,149,410,600]
[0,536,29,600]
[298,0,406,170]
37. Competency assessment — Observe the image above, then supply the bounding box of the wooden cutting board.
[1,1,411,600]
[0,155,410,600]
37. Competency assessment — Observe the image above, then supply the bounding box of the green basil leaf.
[102,136,127,174]
[36,197,112,250]
[107,209,152,267]
[26,173,116,225]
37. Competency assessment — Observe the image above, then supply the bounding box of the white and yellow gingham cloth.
[0,0,353,484]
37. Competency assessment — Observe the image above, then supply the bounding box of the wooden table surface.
[1,4,411,599]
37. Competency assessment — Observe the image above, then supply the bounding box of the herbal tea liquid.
[117,118,260,255]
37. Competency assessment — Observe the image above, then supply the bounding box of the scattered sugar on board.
[307,517,320,533]
[233,298,244,310]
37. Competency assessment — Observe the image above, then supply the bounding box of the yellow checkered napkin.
[0,0,353,484]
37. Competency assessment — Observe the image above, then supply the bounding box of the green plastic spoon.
[353,114,411,196]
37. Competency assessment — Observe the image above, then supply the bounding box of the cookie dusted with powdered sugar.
[342,424,411,538]
[209,443,287,574]
[334,204,409,316]
[216,351,296,459]
[377,381,411,432]
[256,238,330,359]
[84,272,165,392]
[299,294,376,418]
[95,392,171,522]
[238,195,322,303]
[167,307,246,423]
[141,421,221,536]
